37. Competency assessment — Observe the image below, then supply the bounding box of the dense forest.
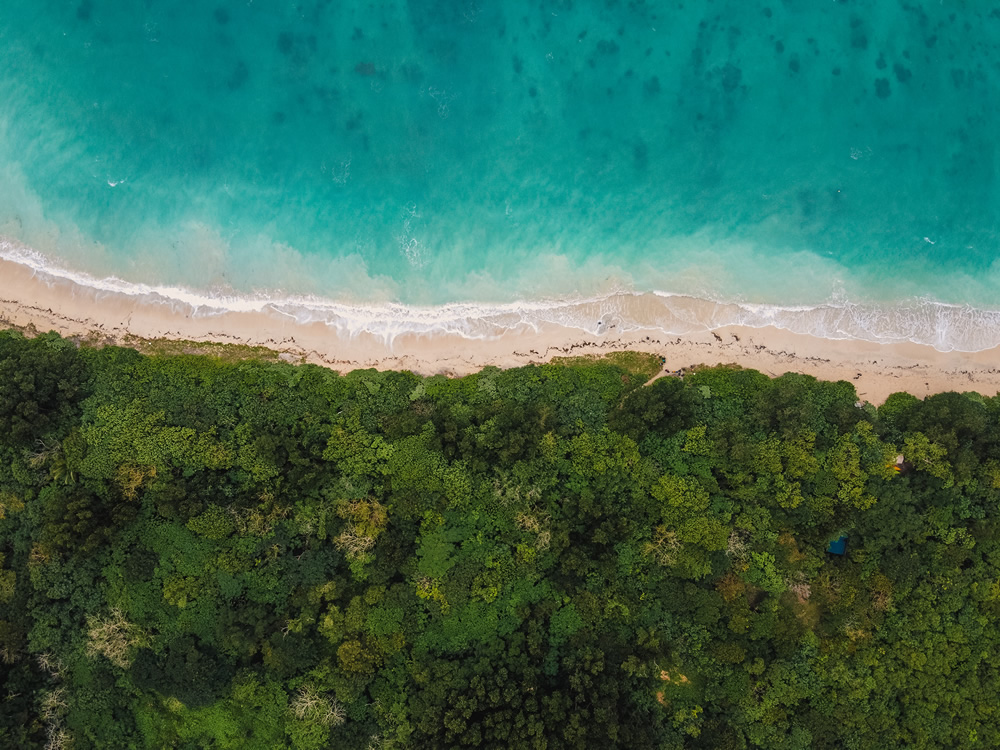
[1,329,998,749]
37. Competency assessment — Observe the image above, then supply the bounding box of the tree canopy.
[1,330,999,749]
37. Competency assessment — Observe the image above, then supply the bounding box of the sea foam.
[4,238,1000,353]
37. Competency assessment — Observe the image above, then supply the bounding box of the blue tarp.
[827,535,848,555]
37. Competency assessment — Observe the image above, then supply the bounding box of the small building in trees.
[827,534,848,556]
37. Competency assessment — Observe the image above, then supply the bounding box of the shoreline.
[3,255,1000,404]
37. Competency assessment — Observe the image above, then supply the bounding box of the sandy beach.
[2,256,1000,405]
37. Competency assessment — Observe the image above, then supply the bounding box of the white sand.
[3,256,999,404]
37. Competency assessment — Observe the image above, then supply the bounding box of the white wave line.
[4,239,1000,352]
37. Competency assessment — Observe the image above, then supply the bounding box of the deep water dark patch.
[633,140,648,171]
[690,44,704,73]
[850,15,868,50]
[596,39,620,56]
[893,63,912,83]
[345,111,363,131]
[226,61,249,91]
[721,63,742,93]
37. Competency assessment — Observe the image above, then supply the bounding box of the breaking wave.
[3,238,1000,353]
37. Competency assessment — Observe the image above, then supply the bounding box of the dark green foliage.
[1,332,1000,748]
[609,375,700,440]
[132,638,236,708]
[0,331,88,448]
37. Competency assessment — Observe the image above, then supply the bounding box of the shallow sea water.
[0,2,998,347]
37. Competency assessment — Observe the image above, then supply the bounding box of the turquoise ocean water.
[0,1,998,348]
